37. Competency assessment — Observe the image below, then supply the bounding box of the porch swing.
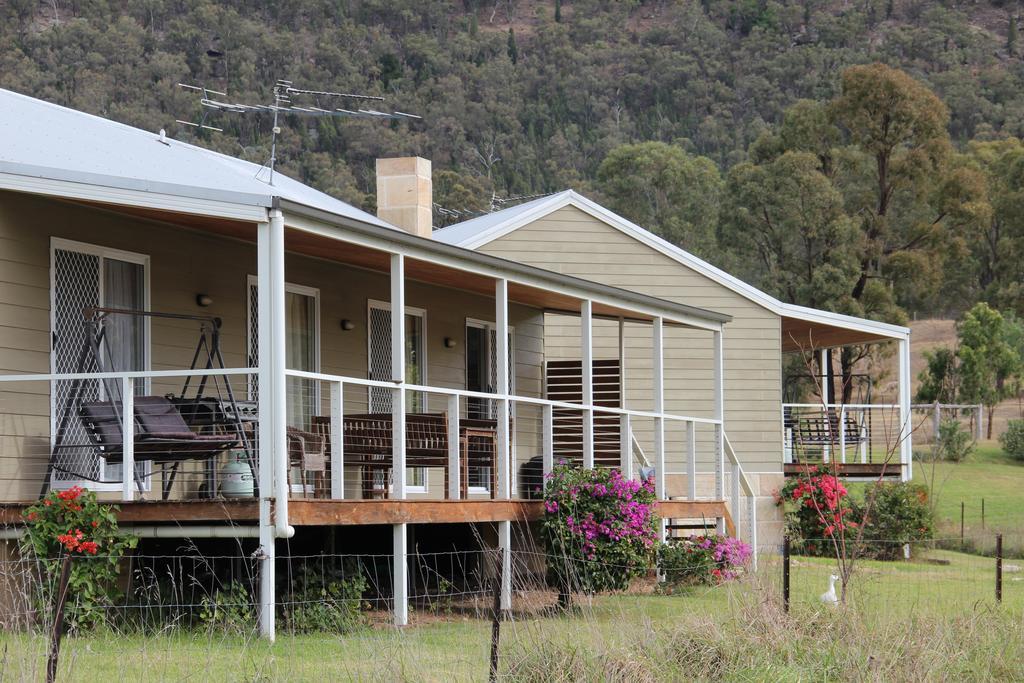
[44,307,258,500]
[783,369,873,459]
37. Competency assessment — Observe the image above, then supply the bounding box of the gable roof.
[0,88,392,229]
[434,189,910,341]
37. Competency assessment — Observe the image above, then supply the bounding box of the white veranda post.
[581,299,594,470]
[391,253,409,626]
[713,327,725,535]
[652,317,666,542]
[898,335,913,481]
[495,278,512,611]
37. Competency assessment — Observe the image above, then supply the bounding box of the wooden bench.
[795,414,866,448]
[308,413,502,500]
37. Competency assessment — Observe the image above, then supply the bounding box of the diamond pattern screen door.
[50,239,149,488]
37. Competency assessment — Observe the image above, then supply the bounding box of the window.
[247,277,320,494]
[368,300,427,491]
[465,319,514,492]
[50,238,150,489]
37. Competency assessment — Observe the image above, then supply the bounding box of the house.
[0,90,747,639]
[434,190,914,540]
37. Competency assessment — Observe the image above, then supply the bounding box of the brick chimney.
[375,157,432,238]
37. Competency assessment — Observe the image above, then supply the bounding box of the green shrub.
[999,419,1024,460]
[935,419,974,462]
[541,464,658,597]
[198,581,254,635]
[856,482,933,560]
[281,562,367,634]
[658,535,751,590]
[775,466,855,556]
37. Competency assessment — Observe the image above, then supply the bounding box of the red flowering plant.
[776,465,858,556]
[22,486,136,630]
[541,464,658,602]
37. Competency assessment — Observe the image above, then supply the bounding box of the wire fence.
[0,534,1022,681]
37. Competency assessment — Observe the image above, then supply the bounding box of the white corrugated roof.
[434,189,910,339]
[0,88,393,229]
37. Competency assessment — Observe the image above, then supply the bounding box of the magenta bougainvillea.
[541,464,658,594]
[658,534,752,588]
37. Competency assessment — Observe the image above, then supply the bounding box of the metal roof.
[434,189,910,340]
[0,88,393,229]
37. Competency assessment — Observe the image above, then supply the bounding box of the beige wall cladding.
[477,205,783,473]
[0,191,543,500]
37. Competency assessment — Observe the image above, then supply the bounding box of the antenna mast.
[176,79,421,185]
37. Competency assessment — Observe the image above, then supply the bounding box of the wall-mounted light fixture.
[341,319,355,331]
[444,337,457,349]
[196,294,214,307]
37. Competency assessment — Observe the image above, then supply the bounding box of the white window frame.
[368,299,428,493]
[247,275,321,494]
[50,237,152,491]
[465,318,515,495]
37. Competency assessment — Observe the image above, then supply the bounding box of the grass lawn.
[2,549,1020,681]
[913,442,1024,536]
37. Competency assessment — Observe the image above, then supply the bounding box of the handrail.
[630,429,651,468]
[283,368,722,425]
[723,432,757,571]
[0,368,257,382]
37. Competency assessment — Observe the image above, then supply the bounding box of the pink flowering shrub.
[658,534,752,588]
[541,464,658,595]
[776,465,857,556]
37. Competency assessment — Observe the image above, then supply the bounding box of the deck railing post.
[542,403,554,482]
[686,420,697,501]
[330,380,344,500]
[731,460,740,536]
[447,394,460,499]
[391,253,406,500]
[839,404,846,464]
[495,278,510,500]
[121,376,134,502]
[619,414,631,479]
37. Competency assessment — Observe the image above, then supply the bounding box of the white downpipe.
[713,327,725,535]
[581,299,594,470]
[269,209,294,540]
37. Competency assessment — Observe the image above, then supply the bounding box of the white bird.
[820,574,840,607]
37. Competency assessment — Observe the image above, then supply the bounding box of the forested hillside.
[3,0,1024,323]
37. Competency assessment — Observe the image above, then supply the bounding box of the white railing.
[283,368,722,506]
[782,403,906,466]
[723,433,757,570]
[0,368,258,504]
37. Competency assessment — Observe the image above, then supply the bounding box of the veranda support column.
[390,254,408,627]
[581,299,594,470]
[713,326,725,535]
[256,217,276,641]
[330,381,344,499]
[499,520,512,612]
[652,317,666,541]
[269,209,291,540]
[898,335,913,481]
[394,523,408,626]
[820,347,830,463]
[391,254,407,499]
[495,278,511,500]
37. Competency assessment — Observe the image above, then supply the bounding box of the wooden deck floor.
[784,462,905,478]
[0,499,730,527]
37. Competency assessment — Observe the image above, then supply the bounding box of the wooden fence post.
[996,534,1003,604]
[46,553,73,683]
[782,536,791,614]
[960,501,965,544]
[489,549,503,682]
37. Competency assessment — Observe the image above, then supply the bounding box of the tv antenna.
[176,79,421,184]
